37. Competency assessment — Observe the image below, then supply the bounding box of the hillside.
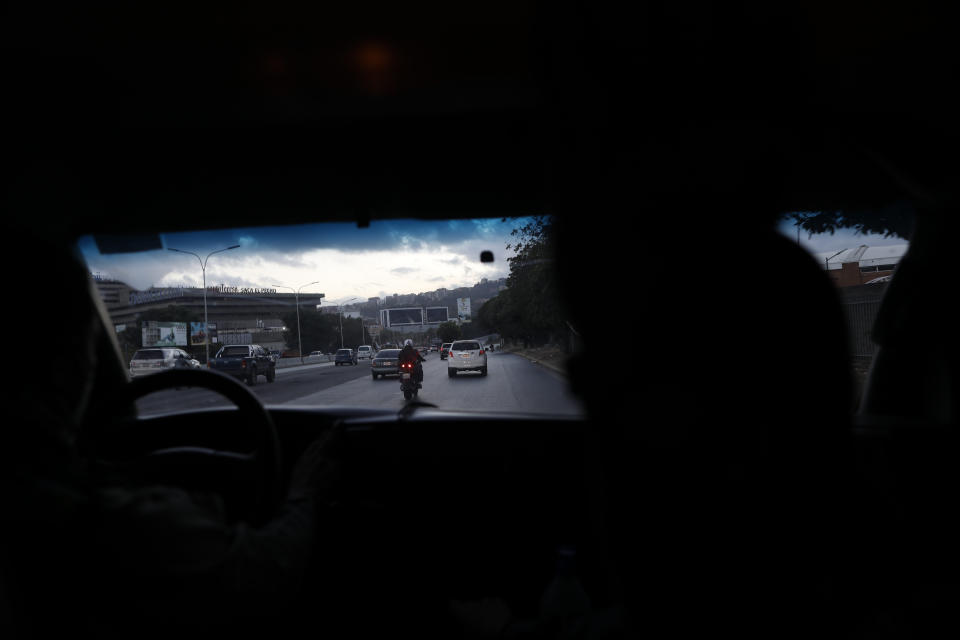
[349,277,507,320]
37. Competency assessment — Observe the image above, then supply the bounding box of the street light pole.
[273,281,320,365]
[168,244,240,365]
[334,297,358,349]
[825,248,846,285]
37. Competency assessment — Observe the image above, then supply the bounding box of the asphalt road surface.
[135,352,585,417]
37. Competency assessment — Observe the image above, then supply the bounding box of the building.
[824,244,907,288]
[91,275,135,310]
[93,279,324,352]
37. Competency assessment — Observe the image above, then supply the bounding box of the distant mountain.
[349,278,507,319]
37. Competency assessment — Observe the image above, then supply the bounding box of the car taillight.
[241,361,247,368]
[479,350,484,355]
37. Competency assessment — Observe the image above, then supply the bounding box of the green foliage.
[479,215,567,346]
[280,308,376,353]
[340,315,365,351]
[437,321,462,342]
[787,205,914,240]
[280,308,341,354]
[115,325,141,363]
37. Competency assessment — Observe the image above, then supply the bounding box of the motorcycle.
[399,360,421,400]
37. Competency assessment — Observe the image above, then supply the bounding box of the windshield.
[219,346,250,357]
[375,350,401,358]
[132,349,165,360]
[780,212,912,409]
[451,341,481,351]
[80,217,586,417]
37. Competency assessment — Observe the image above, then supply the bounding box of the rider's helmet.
[404,339,413,347]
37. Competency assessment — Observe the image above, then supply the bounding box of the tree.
[437,321,462,343]
[280,307,340,355]
[498,215,567,346]
[339,316,365,351]
[787,205,914,241]
[115,325,142,364]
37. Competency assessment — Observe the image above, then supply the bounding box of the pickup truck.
[209,344,276,385]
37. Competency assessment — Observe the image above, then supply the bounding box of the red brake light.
[479,350,484,355]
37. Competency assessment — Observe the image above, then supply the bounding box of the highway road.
[135,351,586,417]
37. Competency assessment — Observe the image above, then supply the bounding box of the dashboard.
[95,405,608,614]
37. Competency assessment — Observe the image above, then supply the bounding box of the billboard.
[425,306,449,324]
[190,322,219,345]
[456,298,472,323]
[142,321,188,347]
[190,322,207,345]
[385,307,424,326]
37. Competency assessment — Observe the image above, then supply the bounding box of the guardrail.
[275,354,333,369]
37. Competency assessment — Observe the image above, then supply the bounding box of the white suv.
[129,347,199,378]
[446,340,488,377]
[357,345,374,360]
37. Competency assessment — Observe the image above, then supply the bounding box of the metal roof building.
[822,244,908,287]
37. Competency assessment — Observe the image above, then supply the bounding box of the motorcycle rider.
[399,339,425,387]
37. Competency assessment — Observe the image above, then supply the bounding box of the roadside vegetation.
[476,216,573,352]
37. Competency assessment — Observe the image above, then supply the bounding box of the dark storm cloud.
[158,218,531,255]
[78,217,528,290]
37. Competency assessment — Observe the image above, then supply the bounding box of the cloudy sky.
[78,215,911,302]
[79,218,524,302]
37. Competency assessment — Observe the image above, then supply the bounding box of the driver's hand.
[287,424,344,504]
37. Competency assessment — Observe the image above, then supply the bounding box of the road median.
[276,355,332,369]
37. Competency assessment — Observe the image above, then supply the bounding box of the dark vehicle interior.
[4,2,960,638]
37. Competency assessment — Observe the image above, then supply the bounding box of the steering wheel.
[117,368,283,526]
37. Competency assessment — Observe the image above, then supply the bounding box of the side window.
[781,211,912,408]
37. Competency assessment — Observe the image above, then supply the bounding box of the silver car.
[357,345,374,360]
[129,348,198,378]
[370,349,401,380]
[446,340,488,377]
